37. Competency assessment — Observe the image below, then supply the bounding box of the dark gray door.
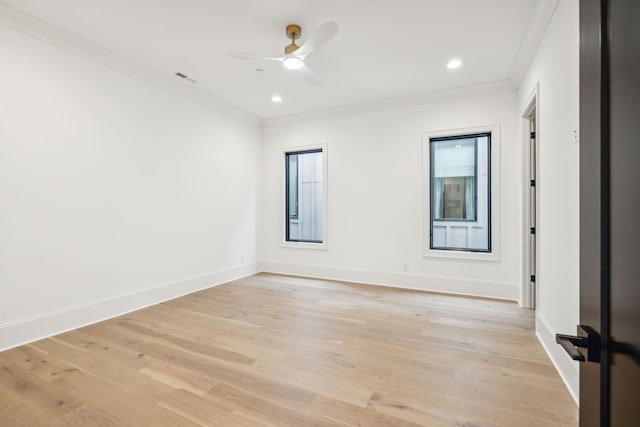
[560,1,640,426]
[578,0,604,425]
[607,0,640,425]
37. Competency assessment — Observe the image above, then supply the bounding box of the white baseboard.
[0,263,259,352]
[259,261,519,301]
[535,312,580,405]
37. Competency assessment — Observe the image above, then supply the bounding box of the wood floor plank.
[0,406,49,426]
[0,387,23,419]
[50,370,199,427]
[117,320,256,365]
[308,395,426,427]
[0,273,577,426]
[205,383,337,427]
[156,388,231,426]
[49,404,123,427]
[138,364,219,396]
[0,362,82,422]
[0,345,79,384]
[30,334,175,402]
[220,410,278,427]
[245,358,374,408]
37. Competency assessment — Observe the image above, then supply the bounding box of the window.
[430,133,491,252]
[285,149,324,243]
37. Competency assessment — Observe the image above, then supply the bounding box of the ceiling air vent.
[175,72,197,83]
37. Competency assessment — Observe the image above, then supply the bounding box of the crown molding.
[261,80,517,128]
[0,3,260,126]
[509,0,561,85]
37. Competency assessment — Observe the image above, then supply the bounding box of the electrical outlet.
[403,262,409,272]
[240,256,245,264]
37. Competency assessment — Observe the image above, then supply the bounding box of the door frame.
[520,83,539,309]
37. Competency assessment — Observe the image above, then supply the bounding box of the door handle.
[556,334,586,361]
[555,325,601,363]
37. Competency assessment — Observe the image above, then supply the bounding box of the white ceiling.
[1,0,545,120]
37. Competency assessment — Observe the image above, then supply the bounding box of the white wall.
[0,25,261,350]
[260,91,521,300]
[518,0,580,403]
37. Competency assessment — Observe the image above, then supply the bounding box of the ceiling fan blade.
[295,22,339,58]
[298,63,322,85]
[227,52,284,62]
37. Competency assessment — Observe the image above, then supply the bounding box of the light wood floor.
[0,273,577,426]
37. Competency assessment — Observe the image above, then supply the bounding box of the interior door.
[559,1,640,426]
[607,0,640,424]
[577,0,606,424]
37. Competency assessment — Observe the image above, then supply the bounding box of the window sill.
[424,249,499,262]
[281,241,327,250]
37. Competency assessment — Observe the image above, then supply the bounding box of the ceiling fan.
[228,22,339,85]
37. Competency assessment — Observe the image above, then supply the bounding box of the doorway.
[521,87,538,309]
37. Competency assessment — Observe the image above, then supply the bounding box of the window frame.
[422,126,501,262]
[287,154,299,220]
[429,132,491,252]
[281,143,328,250]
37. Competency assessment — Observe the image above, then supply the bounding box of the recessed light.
[271,95,282,103]
[455,144,462,148]
[447,59,462,70]
[256,68,264,73]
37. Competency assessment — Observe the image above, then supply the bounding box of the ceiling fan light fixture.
[283,56,304,70]
[447,59,462,69]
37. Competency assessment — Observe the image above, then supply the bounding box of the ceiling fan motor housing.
[285,24,301,54]
[286,24,301,40]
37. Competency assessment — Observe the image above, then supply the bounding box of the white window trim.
[422,125,501,262]
[280,143,328,250]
